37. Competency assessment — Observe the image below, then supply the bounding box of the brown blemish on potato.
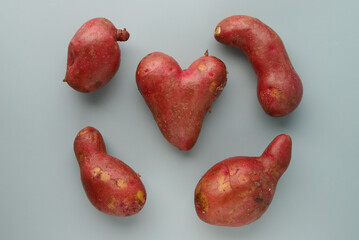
[271,88,281,98]
[217,175,231,192]
[238,174,249,184]
[269,88,286,99]
[215,26,221,35]
[107,197,117,210]
[197,63,207,72]
[100,171,110,181]
[78,153,85,162]
[209,81,217,92]
[239,189,250,198]
[92,167,110,182]
[117,179,128,188]
[92,167,101,176]
[136,190,146,204]
[195,191,209,213]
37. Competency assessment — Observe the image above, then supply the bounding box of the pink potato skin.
[74,127,146,217]
[64,18,129,93]
[214,15,303,117]
[194,134,291,227]
[136,52,227,151]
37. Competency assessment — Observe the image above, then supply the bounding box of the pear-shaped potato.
[74,126,146,216]
[195,134,291,226]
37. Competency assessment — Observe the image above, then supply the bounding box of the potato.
[194,134,292,226]
[74,126,146,217]
[64,18,129,93]
[136,51,227,150]
[215,15,303,117]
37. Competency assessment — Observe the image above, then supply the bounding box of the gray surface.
[1,0,358,239]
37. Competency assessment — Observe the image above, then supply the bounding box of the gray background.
[1,0,358,239]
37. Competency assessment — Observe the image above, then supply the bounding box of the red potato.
[194,134,291,227]
[74,126,146,216]
[136,51,227,151]
[64,18,129,93]
[214,15,303,117]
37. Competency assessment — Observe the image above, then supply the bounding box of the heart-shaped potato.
[136,51,227,151]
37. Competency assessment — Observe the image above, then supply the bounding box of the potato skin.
[74,126,146,217]
[136,52,227,151]
[194,134,291,226]
[215,15,303,117]
[64,18,129,93]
